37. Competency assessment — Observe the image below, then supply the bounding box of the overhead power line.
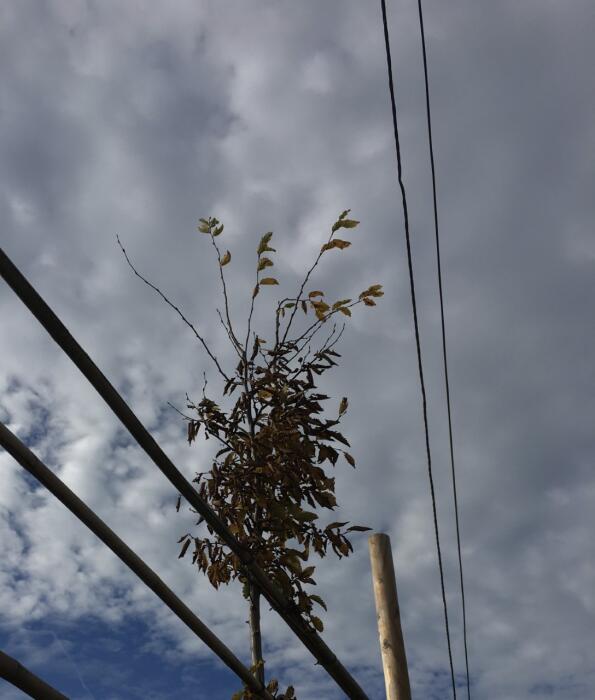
[379,1,457,697]
[0,247,369,700]
[0,422,275,699]
[415,0,471,696]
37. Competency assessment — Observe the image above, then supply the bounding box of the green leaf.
[309,594,328,611]
[198,223,210,233]
[311,616,324,632]
[338,209,351,221]
[260,277,279,285]
[220,250,231,266]
[213,224,224,236]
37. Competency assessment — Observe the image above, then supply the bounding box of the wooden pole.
[368,533,412,700]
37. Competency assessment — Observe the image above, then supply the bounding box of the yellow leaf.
[311,616,324,632]
[257,232,274,255]
[332,218,360,233]
[220,250,231,266]
[343,451,356,467]
[339,397,348,415]
[333,239,351,250]
[260,277,278,285]
[332,299,351,310]
[197,223,210,233]
[363,297,376,306]
[252,284,260,298]
[257,257,274,271]
[308,290,324,299]
[338,307,351,316]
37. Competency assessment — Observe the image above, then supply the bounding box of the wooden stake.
[368,533,412,700]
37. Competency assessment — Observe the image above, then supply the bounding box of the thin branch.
[217,308,244,361]
[278,224,338,349]
[208,232,244,356]
[116,235,231,383]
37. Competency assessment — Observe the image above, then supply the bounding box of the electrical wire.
[379,0,457,696]
[416,0,471,696]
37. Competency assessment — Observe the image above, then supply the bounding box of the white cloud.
[1,1,595,698]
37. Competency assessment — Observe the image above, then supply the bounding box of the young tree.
[117,211,383,699]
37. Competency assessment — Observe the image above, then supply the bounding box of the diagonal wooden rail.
[0,247,369,700]
[0,649,69,700]
[0,421,275,699]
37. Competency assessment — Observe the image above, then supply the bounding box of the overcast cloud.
[1,1,595,699]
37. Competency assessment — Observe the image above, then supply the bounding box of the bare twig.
[116,235,231,383]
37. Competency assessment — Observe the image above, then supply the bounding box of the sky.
[1,1,594,698]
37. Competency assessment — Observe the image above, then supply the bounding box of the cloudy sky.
[1,1,594,698]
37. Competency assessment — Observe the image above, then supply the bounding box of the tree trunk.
[248,582,265,686]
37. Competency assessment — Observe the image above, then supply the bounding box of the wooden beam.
[0,649,69,700]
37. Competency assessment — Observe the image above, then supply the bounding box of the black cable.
[379,1,458,697]
[416,1,471,697]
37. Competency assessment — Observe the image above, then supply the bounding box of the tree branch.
[116,235,231,384]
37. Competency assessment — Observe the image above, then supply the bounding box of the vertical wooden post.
[368,533,412,700]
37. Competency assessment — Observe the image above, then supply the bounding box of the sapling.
[118,210,383,699]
